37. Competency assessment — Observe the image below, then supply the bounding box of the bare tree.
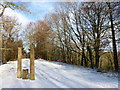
[0,2,30,17]
[107,2,119,71]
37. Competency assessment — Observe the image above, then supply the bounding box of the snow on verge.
[0,59,118,89]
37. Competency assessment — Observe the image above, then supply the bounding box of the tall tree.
[107,2,119,71]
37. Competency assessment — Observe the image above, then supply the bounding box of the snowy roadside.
[48,60,118,79]
[0,59,118,89]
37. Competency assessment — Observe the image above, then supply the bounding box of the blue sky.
[4,2,57,30]
[11,2,57,52]
[18,2,56,21]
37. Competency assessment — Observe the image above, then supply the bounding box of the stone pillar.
[17,47,22,78]
[30,44,35,80]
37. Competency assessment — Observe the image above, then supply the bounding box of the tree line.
[0,2,29,63]
[0,2,119,72]
[26,2,119,72]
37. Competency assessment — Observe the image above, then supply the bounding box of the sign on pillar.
[17,47,22,78]
[30,44,35,80]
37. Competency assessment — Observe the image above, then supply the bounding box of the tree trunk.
[108,3,119,72]
[87,45,93,69]
[81,47,84,66]
[95,47,100,68]
[81,45,87,67]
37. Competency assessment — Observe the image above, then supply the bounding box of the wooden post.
[3,43,7,64]
[22,69,28,79]
[17,47,22,78]
[0,34,2,64]
[30,44,35,80]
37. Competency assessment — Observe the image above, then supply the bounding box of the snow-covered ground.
[0,59,118,89]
